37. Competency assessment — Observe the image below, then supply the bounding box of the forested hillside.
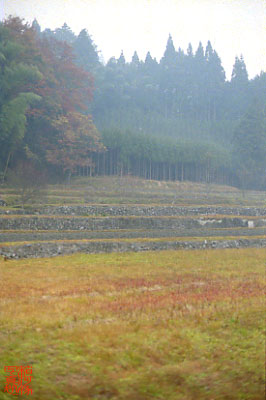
[0,18,265,189]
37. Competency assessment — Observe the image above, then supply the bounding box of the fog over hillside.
[0,14,265,190]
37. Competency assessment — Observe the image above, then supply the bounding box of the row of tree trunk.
[76,149,237,186]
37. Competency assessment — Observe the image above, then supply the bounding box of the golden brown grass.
[0,248,265,399]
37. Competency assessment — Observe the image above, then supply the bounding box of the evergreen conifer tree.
[233,100,266,188]
[231,55,249,85]
[195,41,205,61]
[227,55,250,119]
[204,42,226,121]
[31,19,41,35]
[187,43,193,57]
[117,50,126,66]
[73,29,100,72]
[205,40,213,61]
[42,28,54,39]
[192,42,208,119]
[54,23,76,43]
[144,51,158,71]
[131,51,140,67]
[160,34,177,68]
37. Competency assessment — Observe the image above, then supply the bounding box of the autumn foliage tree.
[0,17,103,180]
[26,29,103,177]
[45,112,104,178]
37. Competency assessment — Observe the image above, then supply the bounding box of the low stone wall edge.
[0,238,265,259]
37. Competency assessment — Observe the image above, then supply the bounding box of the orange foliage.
[45,112,105,173]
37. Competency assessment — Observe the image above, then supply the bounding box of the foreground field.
[0,248,264,399]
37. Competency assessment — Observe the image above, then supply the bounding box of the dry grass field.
[0,248,264,399]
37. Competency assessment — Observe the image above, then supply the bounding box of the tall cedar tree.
[73,29,100,73]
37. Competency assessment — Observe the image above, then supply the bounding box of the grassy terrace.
[0,248,264,400]
[1,176,266,207]
[0,235,265,247]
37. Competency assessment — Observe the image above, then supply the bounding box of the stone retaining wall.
[1,205,266,216]
[0,238,265,259]
[1,227,265,243]
[2,216,265,230]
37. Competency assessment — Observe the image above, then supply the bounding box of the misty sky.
[2,0,266,79]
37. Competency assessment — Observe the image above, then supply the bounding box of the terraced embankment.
[1,215,266,231]
[1,205,266,216]
[0,204,265,258]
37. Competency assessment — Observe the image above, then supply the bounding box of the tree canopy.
[0,17,265,189]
